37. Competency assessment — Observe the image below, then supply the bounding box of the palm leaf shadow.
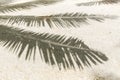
[0,25,108,70]
[0,0,62,13]
[77,0,120,6]
[0,13,116,28]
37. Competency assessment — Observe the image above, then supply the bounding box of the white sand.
[0,0,120,80]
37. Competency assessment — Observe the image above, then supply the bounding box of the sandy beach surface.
[0,0,120,80]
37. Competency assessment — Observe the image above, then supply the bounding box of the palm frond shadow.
[0,13,116,28]
[0,0,62,13]
[0,25,108,70]
[77,0,120,6]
